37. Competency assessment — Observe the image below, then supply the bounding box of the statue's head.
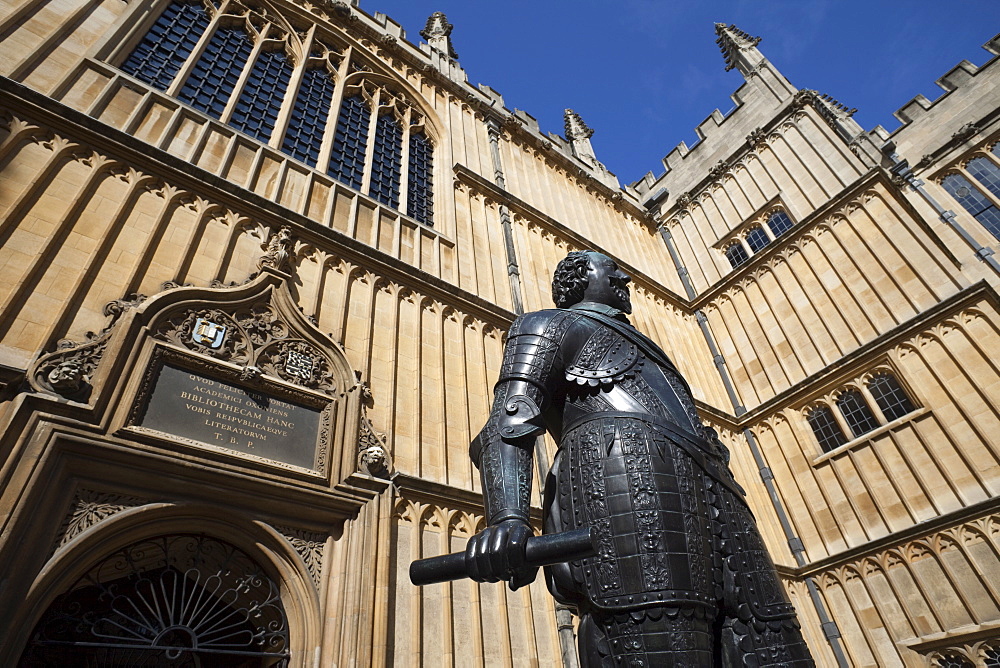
[552,250,631,313]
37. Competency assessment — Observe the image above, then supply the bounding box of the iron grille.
[20,534,289,667]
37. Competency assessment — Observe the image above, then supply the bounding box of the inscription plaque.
[138,362,323,469]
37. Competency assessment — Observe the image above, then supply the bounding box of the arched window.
[177,25,254,119]
[120,0,210,91]
[282,68,336,167]
[807,406,847,452]
[766,210,794,237]
[745,225,771,253]
[114,6,436,225]
[19,535,289,666]
[407,131,434,225]
[229,48,294,142]
[941,173,1000,240]
[836,389,880,438]
[967,156,1000,198]
[866,372,915,421]
[725,242,750,269]
[369,112,403,208]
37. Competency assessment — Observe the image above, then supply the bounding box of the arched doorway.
[19,534,290,667]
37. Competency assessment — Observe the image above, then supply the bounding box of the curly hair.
[551,250,593,308]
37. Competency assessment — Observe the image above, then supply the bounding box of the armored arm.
[466,311,569,587]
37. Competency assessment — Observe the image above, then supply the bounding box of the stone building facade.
[0,0,997,665]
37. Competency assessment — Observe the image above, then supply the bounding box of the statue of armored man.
[465,250,814,666]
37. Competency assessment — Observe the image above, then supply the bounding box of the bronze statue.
[465,250,814,666]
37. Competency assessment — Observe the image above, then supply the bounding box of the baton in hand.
[409,527,595,586]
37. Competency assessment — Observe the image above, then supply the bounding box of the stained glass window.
[120,1,210,91]
[836,390,880,438]
[328,95,370,190]
[767,210,794,237]
[941,173,1000,240]
[229,49,294,142]
[807,406,847,453]
[369,112,402,208]
[867,372,915,422]
[407,131,433,224]
[282,68,335,167]
[177,25,253,119]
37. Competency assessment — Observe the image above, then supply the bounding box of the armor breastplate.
[563,325,699,434]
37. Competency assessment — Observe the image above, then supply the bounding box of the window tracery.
[720,206,796,270]
[939,139,1000,241]
[116,0,435,225]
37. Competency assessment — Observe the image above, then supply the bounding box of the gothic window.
[113,5,435,225]
[282,68,336,167]
[745,225,771,253]
[120,0,210,91]
[941,173,1000,240]
[766,210,794,237]
[807,406,847,453]
[328,95,371,191]
[407,131,434,225]
[177,25,254,119]
[967,156,1000,199]
[229,48,294,142]
[725,242,750,269]
[369,112,403,208]
[836,390,880,438]
[866,372,915,421]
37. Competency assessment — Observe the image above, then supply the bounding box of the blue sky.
[358,1,1000,185]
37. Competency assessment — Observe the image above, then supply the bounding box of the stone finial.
[714,22,765,76]
[564,108,594,141]
[420,11,458,59]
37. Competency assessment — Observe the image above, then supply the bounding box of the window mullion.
[166,1,223,97]
[398,108,412,216]
[219,22,270,124]
[858,384,888,424]
[317,45,352,172]
[268,29,312,150]
[828,395,855,441]
[360,87,381,194]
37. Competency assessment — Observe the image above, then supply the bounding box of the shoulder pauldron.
[566,326,643,387]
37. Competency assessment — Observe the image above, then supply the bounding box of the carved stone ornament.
[356,380,391,477]
[257,225,294,273]
[274,525,326,588]
[153,300,340,396]
[56,489,147,550]
[30,331,111,401]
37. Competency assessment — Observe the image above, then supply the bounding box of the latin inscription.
[139,363,322,469]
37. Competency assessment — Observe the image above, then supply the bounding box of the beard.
[612,282,632,313]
